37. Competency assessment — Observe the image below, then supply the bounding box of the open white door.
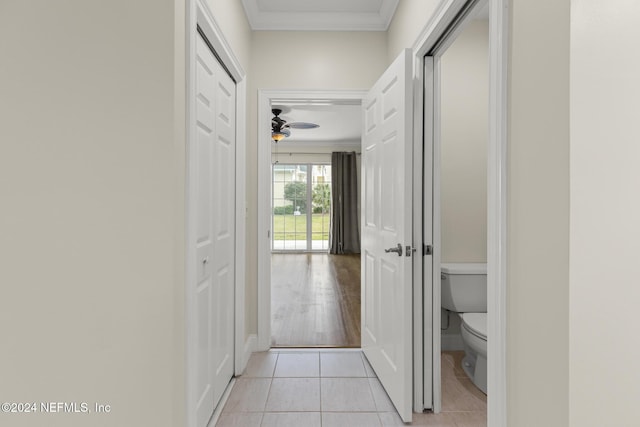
[361,48,414,422]
[194,34,236,427]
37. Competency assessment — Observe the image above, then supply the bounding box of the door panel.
[361,49,414,422]
[212,55,236,408]
[194,33,236,427]
[195,35,216,427]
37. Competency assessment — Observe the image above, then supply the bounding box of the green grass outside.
[272,214,330,240]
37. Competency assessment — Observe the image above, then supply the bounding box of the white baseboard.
[207,378,236,427]
[212,335,257,426]
[237,334,257,375]
[441,333,464,351]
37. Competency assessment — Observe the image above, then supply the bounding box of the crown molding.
[241,0,399,31]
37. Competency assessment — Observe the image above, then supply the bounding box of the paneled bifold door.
[361,49,414,423]
[194,33,236,427]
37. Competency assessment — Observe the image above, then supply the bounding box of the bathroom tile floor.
[216,349,486,427]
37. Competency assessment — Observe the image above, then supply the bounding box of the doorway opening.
[415,0,507,420]
[433,0,490,418]
[263,96,365,348]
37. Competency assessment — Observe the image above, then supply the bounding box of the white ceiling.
[272,102,361,147]
[242,0,400,31]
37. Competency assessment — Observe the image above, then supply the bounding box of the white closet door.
[194,33,236,427]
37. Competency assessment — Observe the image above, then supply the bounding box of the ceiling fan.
[271,108,319,142]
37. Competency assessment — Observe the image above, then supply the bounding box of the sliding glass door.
[272,163,331,251]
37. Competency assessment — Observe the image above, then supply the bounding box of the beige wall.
[245,31,388,334]
[570,2,640,426]
[249,31,387,90]
[508,0,570,425]
[0,1,184,426]
[440,19,489,263]
[205,0,251,74]
[387,0,441,63]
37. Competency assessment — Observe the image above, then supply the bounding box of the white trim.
[411,0,508,421]
[412,0,470,55]
[412,56,426,413]
[257,90,367,351]
[257,91,271,351]
[206,378,236,427]
[432,55,443,414]
[234,79,248,376]
[186,1,247,426]
[487,0,509,425]
[185,4,198,425]
[422,56,437,412]
[305,166,313,250]
[241,0,399,31]
[241,334,258,372]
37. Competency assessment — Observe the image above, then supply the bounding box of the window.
[272,164,331,251]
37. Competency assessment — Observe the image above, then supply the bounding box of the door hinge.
[423,244,433,256]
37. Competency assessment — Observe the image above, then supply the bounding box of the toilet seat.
[461,313,487,340]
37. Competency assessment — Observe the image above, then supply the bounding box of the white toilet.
[441,263,487,394]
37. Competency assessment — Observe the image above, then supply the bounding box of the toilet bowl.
[441,263,487,394]
[460,312,487,394]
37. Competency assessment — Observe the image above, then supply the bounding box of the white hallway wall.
[508,0,570,425]
[0,1,186,426]
[570,1,640,426]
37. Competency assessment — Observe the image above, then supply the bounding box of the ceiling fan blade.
[286,122,319,129]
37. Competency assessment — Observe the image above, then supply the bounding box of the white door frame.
[257,88,428,413]
[257,90,367,351]
[185,1,248,427]
[412,0,508,423]
[257,89,427,413]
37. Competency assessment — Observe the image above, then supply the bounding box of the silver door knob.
[384,243,403,256]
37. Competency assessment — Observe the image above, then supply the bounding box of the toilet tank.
[441,263,487,312]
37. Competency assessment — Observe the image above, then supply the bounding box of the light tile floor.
[216,349,486,427]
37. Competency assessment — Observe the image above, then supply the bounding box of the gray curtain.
[330,152,360,254]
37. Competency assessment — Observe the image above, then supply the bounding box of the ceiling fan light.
[272,132,286,142]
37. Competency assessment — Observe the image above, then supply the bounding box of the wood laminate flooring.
[271,253,361,347]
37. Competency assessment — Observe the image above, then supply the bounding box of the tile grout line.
[360,350,379,420]
[318,351,323,425]
[260,352,278,418]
